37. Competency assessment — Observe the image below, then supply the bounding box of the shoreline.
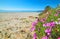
[0,12,39,17]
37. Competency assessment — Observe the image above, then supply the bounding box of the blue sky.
[0,0,60,11]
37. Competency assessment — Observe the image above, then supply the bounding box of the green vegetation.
[31,5,60,39]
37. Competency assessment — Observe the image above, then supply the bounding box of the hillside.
[31,5,60,39]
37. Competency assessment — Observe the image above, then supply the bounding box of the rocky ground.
[0,13,38,39]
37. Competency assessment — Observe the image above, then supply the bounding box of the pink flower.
[43,23,50,27]
[32,22,37,26]
[42,36,48,39]
[54,13,58,16]
[32,19,38,26]
[57,37,60,39]
[33,33,37,39]
[30,27,35,32]
[43,23,47,26]
[45,28,51,33]
[33,37,37,39]
[49,21,56,26]
[33,33,37,37]
[43,21,56,27]
[40,18,46,23]
[35,18,39,23]
[47,32,51,36]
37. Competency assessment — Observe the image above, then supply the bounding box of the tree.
[43,6,51,13]
[56,4,60,10]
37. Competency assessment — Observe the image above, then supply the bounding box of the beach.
[0,12,39,39]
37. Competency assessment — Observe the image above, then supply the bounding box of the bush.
[31,6,60,39]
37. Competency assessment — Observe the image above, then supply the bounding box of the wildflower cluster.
[31,10,60,39]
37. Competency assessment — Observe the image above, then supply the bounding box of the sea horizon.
[0,11,42,14]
